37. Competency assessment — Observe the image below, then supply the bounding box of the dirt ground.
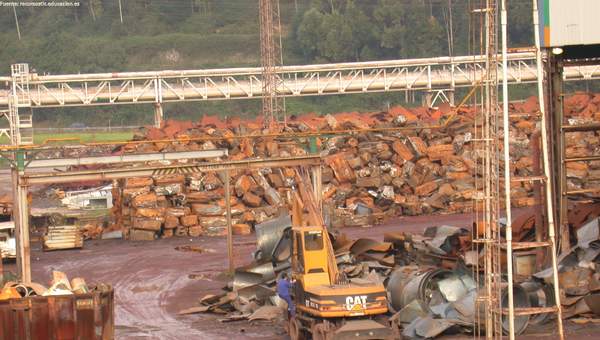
[4,212,600,339]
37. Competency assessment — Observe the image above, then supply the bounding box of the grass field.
[32,132,134,145]
[0,131,135,146]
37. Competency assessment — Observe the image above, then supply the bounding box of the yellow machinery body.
[292,226,388,319]
[287,177,393,339]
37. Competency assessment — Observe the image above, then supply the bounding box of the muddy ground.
[4,212,600,339]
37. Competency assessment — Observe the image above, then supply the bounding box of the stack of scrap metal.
[60,184,113,210]
[178,214,294,321]
[108,93,600,234]
[0,221,16,260]
[387,266,478,338]
[113,166,285,241]
[43,225,83,251]
[0,271,93,299]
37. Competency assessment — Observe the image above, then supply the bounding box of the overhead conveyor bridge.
[1,51,599,144]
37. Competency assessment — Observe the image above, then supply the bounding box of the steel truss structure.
[3,53,600,109]
[259,0,285,128]
[1,52,599,145]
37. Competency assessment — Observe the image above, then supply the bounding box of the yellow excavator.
[286,171,393,340]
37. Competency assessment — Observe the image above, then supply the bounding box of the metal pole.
[12,6,21,40]
[118,0,124,23]
[447,0,454,57]
[532,0,565,337]
[10,167,22,278]
[312,165,322,210]
[12,151,30,283]
[483,2,495,337]
[18,176,30,283]
[500,1,515,339]
[224,170,234,274]
[530,132,545,269]
[154,103,163,128]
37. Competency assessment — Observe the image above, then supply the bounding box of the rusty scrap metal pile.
[112,159,289,241]
[179,203,600,338]
[101,92,600,241]
[0,271,115,339]
[0,195,12,218]
[0,270,110,300]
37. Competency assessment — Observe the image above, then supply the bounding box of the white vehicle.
[0,221,16,259]
[61,185,113,210]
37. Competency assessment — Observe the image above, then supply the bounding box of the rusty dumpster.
[0,287,114,340]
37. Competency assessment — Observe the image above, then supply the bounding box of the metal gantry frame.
[9,148,320,282]
[549,57,600,255]
[8,148,232,283]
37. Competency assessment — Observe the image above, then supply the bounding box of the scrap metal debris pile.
[550,203,600,320]
[181,205,600,338]
[0,270,110,300]
[0,271,115,339]
[559,93,600,196]
[0,194,12,219]
[106,92,600,239]
[112,169,284,241]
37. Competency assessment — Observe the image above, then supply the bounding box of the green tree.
[311,0,346,14]
[319,13,354,61]
[373,0,446,59]
[373,0,406,57]
[296,8,326,61]
[508,1,533,47]
[33,32,79,73]
[345,1,377,60]
[157,0,193,25]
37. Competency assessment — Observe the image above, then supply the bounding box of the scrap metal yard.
[4,213,600,339]
[2,1,600,340]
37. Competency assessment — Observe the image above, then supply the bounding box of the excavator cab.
[291,227,331,287]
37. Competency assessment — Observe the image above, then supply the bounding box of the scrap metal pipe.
[385,267,453,313]
[501,284,531,335]
[520,281,555,325]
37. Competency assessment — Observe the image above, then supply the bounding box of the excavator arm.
[291,169,339,285]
